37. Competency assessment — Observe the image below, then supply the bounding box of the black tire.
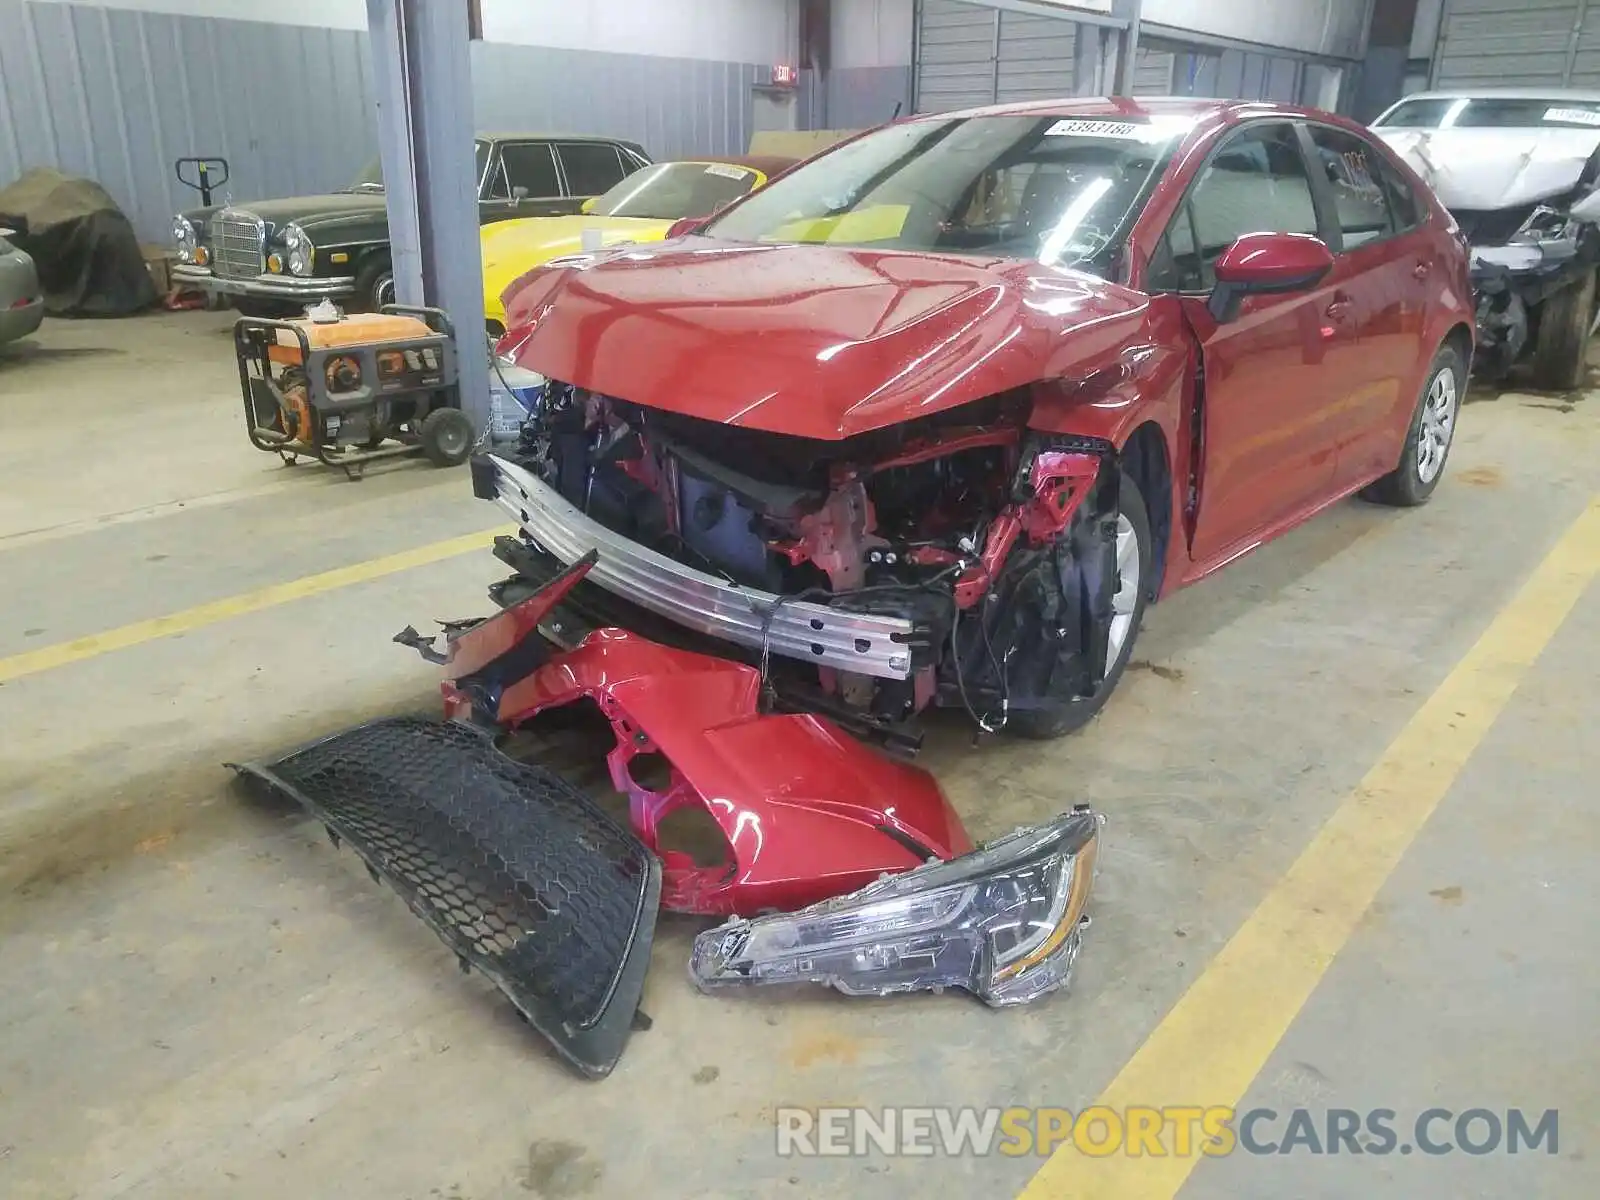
[1362,342,1464,508]
[419,407,475,466]
[1005,470,1153,740]
[353,252,395,313]
[1530,269,1595,392]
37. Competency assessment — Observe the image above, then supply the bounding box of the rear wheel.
[419,407,475,466]
[1530,269,1595,391]
[1005,471,1152,740]
[1362,343,1462,508]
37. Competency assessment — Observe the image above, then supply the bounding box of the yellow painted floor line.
[1019,495,1600,1200]
[0,526,511,685]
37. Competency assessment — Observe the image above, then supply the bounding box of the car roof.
[475,132,642,144]
[1389,88,1600,103]
[909,95,1320,122]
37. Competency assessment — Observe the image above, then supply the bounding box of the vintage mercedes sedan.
[486,97,1475,744]
[172,133,650,314]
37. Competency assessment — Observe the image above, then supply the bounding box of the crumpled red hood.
[501,238,1150,440]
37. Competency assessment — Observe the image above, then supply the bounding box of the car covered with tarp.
[0,168,157,318]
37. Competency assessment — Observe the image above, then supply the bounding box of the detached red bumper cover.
[435,553,972,915]
[243,552,974,1076]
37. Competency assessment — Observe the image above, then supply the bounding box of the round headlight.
[172,215,197,264]
[283,223,314,277]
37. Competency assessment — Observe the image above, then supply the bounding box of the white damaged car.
[1373,89,1600,388]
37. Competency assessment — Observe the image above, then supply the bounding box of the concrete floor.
[0,312,1596,1200]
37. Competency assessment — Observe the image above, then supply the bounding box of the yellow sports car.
[482,155,796,333]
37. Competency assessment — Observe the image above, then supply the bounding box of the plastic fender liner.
[1015,434,1121,694]
[496,629,974,916]
[230,716,660,1080]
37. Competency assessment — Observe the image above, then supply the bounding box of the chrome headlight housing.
[690,806,1103,1007]
[283,222,314,276]
[172,214,197,263]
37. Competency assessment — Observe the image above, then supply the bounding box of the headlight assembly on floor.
[690,806,1102,1006]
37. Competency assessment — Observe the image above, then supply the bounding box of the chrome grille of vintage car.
[211,210,264,278]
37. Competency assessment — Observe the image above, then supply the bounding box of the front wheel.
[1005,471,1152,740]
[354,253,395,313]
[1529,269,1595,392]
[1361,343,1463,508]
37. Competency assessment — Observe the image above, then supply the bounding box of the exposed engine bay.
[484,380,1123,749]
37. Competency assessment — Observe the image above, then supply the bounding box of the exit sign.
[771,64,798,86]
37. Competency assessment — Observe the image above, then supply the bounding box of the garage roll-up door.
[915,1,1080,113]
[996,12,1077,102]
[915,1,1001,113]
[1132,47,1176,95]
[1569,4,1600,85]
[1433,0,1581,88]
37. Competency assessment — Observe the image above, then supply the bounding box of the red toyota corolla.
[492,96,1473,745]
[238,99,1479,1073]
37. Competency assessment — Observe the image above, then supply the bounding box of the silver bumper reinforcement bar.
[488,455,915,680]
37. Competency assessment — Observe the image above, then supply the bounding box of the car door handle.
[1413,262,1432,281]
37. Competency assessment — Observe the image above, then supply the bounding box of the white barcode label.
[1544,106,1600,127]
[1045,119,1145,139]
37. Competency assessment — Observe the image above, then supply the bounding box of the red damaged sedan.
[493,97,1472,741]
[236,99,1474,1077]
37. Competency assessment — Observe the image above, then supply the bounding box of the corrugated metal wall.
[1432,0,1582,87]
[0,0,377,244]
[0,0,763,243]
[469,44,762,167]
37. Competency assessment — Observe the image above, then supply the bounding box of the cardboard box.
[141,244,174,294]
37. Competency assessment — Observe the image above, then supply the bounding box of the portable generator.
[235,303,475,479]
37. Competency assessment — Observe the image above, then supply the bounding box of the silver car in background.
[1373,89,1600,388]
[0,226,44,348]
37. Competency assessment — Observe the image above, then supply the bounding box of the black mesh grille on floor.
[232,716,659,1079]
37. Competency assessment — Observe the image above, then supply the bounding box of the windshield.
[704,114,1185,269]
[348,140,491,191]
[593,161,761,220]
[1376,97,1600,130]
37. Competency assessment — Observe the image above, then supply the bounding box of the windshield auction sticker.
[704,163,753,179]
[1044,118,1147,139]
[1544,106,1600,126]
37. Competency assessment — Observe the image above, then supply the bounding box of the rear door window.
[492,142,561,199]
[1307,126,1397,249]
[557,143,629,196]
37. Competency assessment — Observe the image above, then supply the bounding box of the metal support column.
[366,0,489,432]
[1109,0,1143,96]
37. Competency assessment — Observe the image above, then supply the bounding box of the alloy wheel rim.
[1108,512,1140,664]
[374,274,396,309]
[1416,369,1457,485]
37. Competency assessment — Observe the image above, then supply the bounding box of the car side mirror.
[1208,232,1334,323]
[580,197,596,214]
[512,185,530,206]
